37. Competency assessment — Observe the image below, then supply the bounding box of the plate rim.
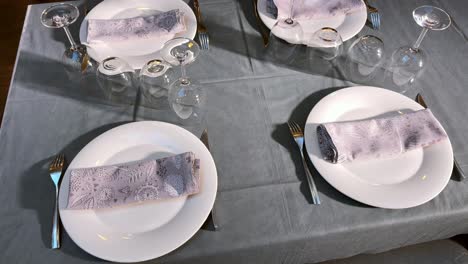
[304,86,454,209]
[58,121,218,262]
[79,0,197,69]
[257,0,367,42]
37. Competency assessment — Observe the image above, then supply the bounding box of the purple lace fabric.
[66,152,200,210]
[317,109,448,163]
[273,0,364,20]
[87,9,186,43]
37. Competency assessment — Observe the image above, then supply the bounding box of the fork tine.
[205,34,210,49]
[201,34,206,49]
[203,35,207,49]
[372,13,378,29]
[287,122,293,132]
[59,154,65,167]
[294,122,302,134]
[203,34,209,49]
[200,35,206,50]
[376,13,381,29]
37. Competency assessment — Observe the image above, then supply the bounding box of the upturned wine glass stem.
[63,26,77,49]
[288,0,295,21]
[412,27,428,50]
[179,61,189,85]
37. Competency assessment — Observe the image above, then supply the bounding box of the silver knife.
[416,93,465,180]
[200,129,219,231]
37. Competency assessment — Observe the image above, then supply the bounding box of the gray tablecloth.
[1,0,468,263]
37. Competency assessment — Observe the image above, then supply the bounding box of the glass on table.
[266,0,303,63]
[307,27,343,61]
[139,59,175,107]
[347,35,385,79]
[41,3,92,75]
[161,37,206,123]
[96,57,135,94]
[270,3,303,45]
[390,6,451,88]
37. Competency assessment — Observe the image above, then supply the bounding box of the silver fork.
[194,0,210,50]
[287,122,321,205]
[49,154,65,249]
[363,0,380,30]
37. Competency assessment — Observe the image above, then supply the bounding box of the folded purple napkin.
[87,9,186,43]
[317,109,448,163]
[67,152,200,210]
[273,0,364,20]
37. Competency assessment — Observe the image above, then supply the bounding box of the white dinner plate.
[79,0,197,69]
[58,121,217,262]
[304,86,453,209]
[258,0,367,44]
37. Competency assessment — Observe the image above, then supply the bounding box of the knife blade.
[200,129,219,231]
[415,93,465,180]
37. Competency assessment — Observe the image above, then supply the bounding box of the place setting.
[40,0,217,262]
[4,0,468,263]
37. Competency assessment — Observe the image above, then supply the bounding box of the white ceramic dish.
[258,0,367,45]
[304,86,453,209]
[79,0,197,69]
[59,121,217,262]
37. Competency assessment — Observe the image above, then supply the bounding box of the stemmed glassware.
[347,35,385,79]
[270,0,303,44]
[161,37,205,122]
[139,59,175,107]
[96,57,135,95]
[390,6,451,87]
[308,27,343,61]
[266,0,303,63]
[41,3,91,74]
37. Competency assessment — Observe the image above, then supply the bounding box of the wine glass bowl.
[96,57,135,94]
[139,59,174,104]
[413,6,451,30]
[161,38,205,122]
[347,35,384,77]
[390,5,450,87]
[41,3,79,28]
[308,27,343,60]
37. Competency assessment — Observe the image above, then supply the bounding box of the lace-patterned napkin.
[66,152,200,210]
[273,0,364,20]
[317,109,448,163]
[87,9,186,43]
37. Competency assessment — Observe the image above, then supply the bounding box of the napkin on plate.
[66,152,200,210]
[273,0,365,20]
[317,109,448,163]
[87,9,186,43]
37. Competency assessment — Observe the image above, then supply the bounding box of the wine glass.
[390,6,451,87]
[139,59,175,107]
[347,35,384,78]
[41,3,91,74]
[161,38,205,122]
[270,0,303,44]
[96,57,135,94]
[308,27,343,60]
